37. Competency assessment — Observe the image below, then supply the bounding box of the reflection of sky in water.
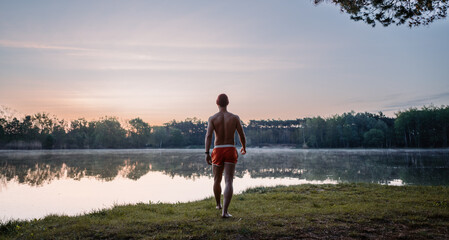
[1,149,448,221]
[387,179,404,186]
[0,170,336,221]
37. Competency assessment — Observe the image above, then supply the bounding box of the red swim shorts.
[211,146,238,166]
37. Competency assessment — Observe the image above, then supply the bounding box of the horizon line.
[1,104,447,126]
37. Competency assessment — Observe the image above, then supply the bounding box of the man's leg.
[222,162,235,218]
[213,165,224,209]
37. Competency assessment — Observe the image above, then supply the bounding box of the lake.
[1,148,448,221]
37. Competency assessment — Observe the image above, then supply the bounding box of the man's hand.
[205,154,212,165]
[240,147,246,155]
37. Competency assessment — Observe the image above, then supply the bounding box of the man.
[205,93,246,218]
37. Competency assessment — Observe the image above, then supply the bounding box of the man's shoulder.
[227,112,239,119]
[209,111,239,120]
[209,112,221,120]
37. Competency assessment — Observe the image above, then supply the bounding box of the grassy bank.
[1,183,448,239]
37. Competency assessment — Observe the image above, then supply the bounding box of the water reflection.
[1,149,448,188]
[1,149,448,221]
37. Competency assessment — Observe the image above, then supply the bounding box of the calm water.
[1,148,448,221]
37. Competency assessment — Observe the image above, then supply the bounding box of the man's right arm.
[236,116,246,155]
[204,117,214,164]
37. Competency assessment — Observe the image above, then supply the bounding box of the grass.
[1,183,448,239]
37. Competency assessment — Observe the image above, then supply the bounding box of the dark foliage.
[315,0,448,27]
[0,106,447,149]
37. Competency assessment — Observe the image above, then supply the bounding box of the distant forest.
[0,106,448,149]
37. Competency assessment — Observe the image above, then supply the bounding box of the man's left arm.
[236,116,246,155]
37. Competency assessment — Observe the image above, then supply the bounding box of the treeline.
[246,106,448,148]
[0,106,448,149]
[0,114,206,149]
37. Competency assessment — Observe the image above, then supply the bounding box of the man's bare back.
[208,111,245,147]
[205,94,246,218]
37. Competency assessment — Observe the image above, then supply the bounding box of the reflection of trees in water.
[0,151,211,187]
[0,150,448,187]
[241,150,449,185]
[0,161,86,187]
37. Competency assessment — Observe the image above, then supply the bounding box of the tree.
[395,106,449,148]
[364,128,385,147]
[4,118,21,142]
[305,117,326,147]
[0,118,6,146]
[314,0,448,27]
[151,126,169,148]
[52,119,68,149]
[164,118,207,146]
[1,105,448,149]
[33,113,54,135]
[92,117,126,148]
[436,106,449,147]
[128,118,151,148]
[43,134,55,149]
[67,118,89,148]
[167,128,184,147]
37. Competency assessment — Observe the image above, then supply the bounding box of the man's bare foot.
[216,205,222,210]
[222,212,232,218]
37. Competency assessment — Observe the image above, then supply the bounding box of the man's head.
[216,93,229,107]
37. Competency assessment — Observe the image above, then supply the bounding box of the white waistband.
[214,144,235,148]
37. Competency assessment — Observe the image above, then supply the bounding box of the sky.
[1,0,448,125]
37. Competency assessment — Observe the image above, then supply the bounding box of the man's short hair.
[216,94,229,107]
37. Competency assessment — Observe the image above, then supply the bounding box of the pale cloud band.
[0,39,306,72]
[0,40,92,51]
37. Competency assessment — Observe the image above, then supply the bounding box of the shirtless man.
[205,93,246,218]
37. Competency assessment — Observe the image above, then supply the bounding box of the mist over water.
[1,148,448,221]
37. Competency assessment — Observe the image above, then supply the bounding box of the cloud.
[65,45,306,72]
[372,92,449,114]
[381,91,449,110]
[95,58,305,72]
[340,91,449,116]
[0,40,92,51]
[0,39,306,53]
[0,39,307,72]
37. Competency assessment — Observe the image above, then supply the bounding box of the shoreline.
[1,183,448,239]
[1,147,449,153]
